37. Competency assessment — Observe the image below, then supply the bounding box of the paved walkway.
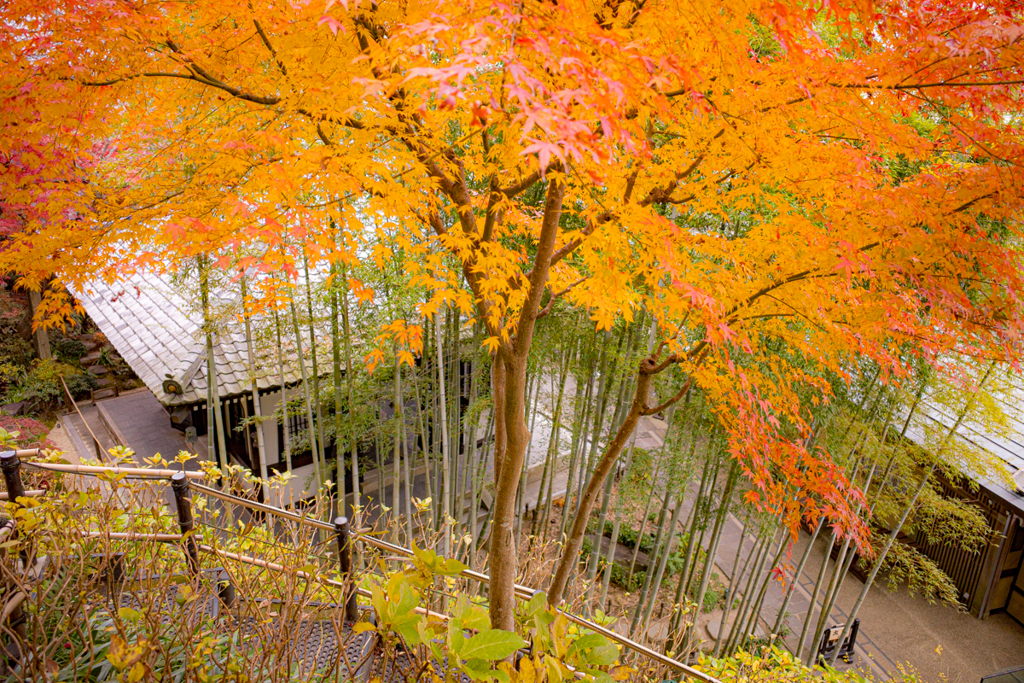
[96,389,206,469]
[601,414,1024,681]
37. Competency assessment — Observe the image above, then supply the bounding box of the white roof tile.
[69,270,309,406]
[902,375,1024,515]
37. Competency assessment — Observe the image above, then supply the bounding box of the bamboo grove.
[1,0,1024,659]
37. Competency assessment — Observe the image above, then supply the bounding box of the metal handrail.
[5,450,720,682]
[191,490,718,681]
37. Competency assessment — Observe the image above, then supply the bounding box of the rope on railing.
[21,459,205,480]
[0,490,44,500]
[2,450,720,683]
[59,377,107,462]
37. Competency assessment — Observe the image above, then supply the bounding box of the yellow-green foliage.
[696,647,924,682]
[1,448,638,683]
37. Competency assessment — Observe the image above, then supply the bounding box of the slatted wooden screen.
[911,475,1003,608]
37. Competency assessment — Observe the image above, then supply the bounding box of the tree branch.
[536,276,589,320]
[253,19,289,76]
[514,178,566,356]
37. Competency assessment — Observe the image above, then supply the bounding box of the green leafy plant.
[5,358,96,408]
[51,337,87,363]
[360,545,528,683]
[0,289,32,369]
[99,346,131,377]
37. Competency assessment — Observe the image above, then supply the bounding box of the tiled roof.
[902,376,1024,516]
[70,271,302,406]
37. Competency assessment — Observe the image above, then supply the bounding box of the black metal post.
[217,570,235,609]
[334,516,358,622]
[0,452,27,655]
[108,552,125,584]
[0,452,25,505]
[1,451,28,564]
[170,472,200,580]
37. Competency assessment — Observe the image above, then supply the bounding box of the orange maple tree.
[2,0,1023,626]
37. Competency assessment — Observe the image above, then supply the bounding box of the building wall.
[258,386,306,468]
[988,517,1024,625]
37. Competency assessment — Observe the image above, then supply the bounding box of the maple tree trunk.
[25,289,51,360]
[547,364,653,607]
[489,352,530,630]
[486,178,565,631]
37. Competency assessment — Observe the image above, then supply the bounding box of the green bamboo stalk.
[723,524,773,656]
[289,298,322,489]
[241,274,270,500]
[339,264,359,525]
[273,310,291,476]
[330,265,345,505]
[302,250,327,477]
[772,518,824,636]
[629,492,672,637]
[435,309,452,557]
[686,461,739,655]
[711,525,747,656]
[735,530,787,653]
[598,430,637,607]
[199,257,229,475]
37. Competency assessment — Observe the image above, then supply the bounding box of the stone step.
[82,351,103,364]
[92,389,117,401]
[88,365,109,377]
[62,411,117,459]
[94,377,113,388]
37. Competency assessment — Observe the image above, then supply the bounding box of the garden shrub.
[696,646,924,682]
[52,336,87,362]
[99,345,132,377]
[0,288,33,370]
[5,358,96,409]
[0,416,56,449]
[609,563,644,592]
